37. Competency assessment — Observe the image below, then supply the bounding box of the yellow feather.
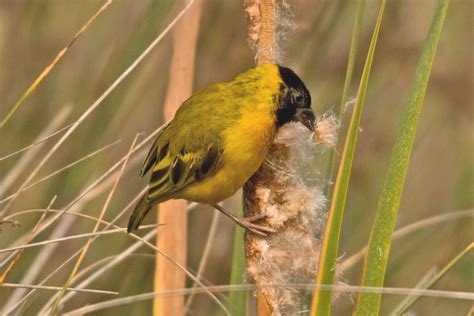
[179,65,282,203]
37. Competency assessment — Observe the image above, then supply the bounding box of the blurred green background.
[0,0,472,315]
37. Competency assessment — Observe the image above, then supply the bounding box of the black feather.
[140,139,169,177]
[158,142,169,162]
[171,156,185,184]
[150,167,168,185]
[140,141,157,177]
[196,146,219,180]
[127,194,152,233]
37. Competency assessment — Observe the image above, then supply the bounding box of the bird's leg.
[212,204,276,237]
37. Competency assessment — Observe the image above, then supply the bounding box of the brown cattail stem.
[154,1,202,315]
[256,0,276,65]
[244,0,277,315]
[244,1,337,315]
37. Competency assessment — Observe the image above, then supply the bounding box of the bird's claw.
[236,214,276,237]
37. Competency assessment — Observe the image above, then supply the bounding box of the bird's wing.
[140,125,170,177]
[146,144,222,202]
[140,81,235,202]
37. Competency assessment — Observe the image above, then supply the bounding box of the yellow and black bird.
[127,64,315,235]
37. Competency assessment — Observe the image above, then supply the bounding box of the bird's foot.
[234,214,276,237]
[212,204,275,237]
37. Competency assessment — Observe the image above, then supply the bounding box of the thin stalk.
[0,0,194,218]
[49,136,137,315]
[0,139,121,204]
[0,196,56,284]
[0,1,112,129]
[0,225,155,254]
[0,122,72,161]
[228,202,248,315]
[0,283,118,295]
[310,1,387,315]
[184,210,220,310]
[63,283,474,315]
[325,0,366,196]
[354,1,449,314]
[391,243,473,315]
[0,107,71,196]
[339,208,474,272]
[244,0,276,314]
[154,1,201,315]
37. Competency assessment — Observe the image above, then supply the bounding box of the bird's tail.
[127,194,152,233]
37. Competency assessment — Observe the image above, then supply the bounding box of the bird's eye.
[294,94,304,104]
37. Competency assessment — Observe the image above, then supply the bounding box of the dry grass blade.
[45,224,229,314]
[5,209,132,228]
[0,283,118,295]
[0,196,56,284]
[1,130,160,266]
[339,208,474,272]
[1,213,78,312]
[56,230,157,309]
[184,209,220,310]
[0,107,71,196]
[154,1,201,315]
[0,165,143,269]
[28,188,227,314]
[48,135,138,315]
[72,253,154,286]
[391,243,473,315]
[4,200,152,315]
[0,0,194,218]
[4,179,161,314]
[0,0,113,129]
[3,199,199,256]
[63,283,474,315]
[389,267,437,313]
[0,139,122,205]
[0,123,73,162]
[133,228,230,315]
[0,225,157,254]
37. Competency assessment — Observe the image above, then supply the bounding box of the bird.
[127,64,315,236]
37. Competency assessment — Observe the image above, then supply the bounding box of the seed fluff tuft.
[244,112,339,315]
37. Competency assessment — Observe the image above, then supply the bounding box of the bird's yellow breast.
[180,110,276,203]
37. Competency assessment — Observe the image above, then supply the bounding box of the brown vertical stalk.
[244,0,276,315]
[256,0,276,65]
[244,1,336,315]
[154,1,202,315]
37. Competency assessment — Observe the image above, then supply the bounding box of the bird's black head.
[276,65,315,131]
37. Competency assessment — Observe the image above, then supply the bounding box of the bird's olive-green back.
[141,64,283,202]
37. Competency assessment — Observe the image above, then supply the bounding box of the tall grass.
[354,1,449,313]
[311,1,387,314]
[0,0,113,129]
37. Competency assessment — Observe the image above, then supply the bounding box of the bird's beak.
[295,108,316,131]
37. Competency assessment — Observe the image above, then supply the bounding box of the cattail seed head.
[244,112,339,315]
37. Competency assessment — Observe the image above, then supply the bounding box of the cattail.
[244,116,339,315]
[244,0,294,64]
[243,1,339,313]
